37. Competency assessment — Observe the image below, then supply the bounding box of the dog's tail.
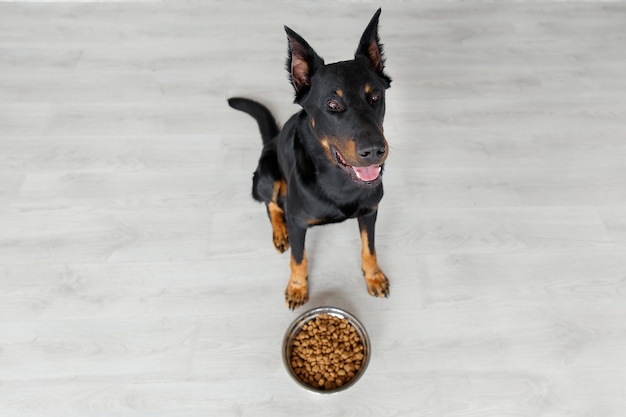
[228,98,279,145]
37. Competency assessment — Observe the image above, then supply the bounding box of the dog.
[228,8,391,310]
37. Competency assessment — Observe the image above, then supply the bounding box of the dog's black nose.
[358,143,387,164]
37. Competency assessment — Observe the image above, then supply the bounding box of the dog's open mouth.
[334,149,382,185]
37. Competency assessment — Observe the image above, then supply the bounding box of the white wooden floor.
[1,1,626,416]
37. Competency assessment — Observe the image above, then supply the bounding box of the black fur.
[229,9,392,309]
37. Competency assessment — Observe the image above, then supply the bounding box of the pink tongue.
[352,165,381,182]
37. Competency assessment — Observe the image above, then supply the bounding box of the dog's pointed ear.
[355,8,391,87]
[285,26,324,101]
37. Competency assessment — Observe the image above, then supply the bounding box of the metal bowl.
[282,306,371,394]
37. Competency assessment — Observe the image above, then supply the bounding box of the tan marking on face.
[343,139,359,165]
[364,83,372,94]
[336,89,344,97]
[343,131,389,166]
[320,136,364,166]
[310,117,315,128]
[319,137,333,162]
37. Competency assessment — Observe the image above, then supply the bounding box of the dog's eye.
[326,99,344,112]
[369,92,381,105]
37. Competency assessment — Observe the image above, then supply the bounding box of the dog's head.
[285,9,391,187]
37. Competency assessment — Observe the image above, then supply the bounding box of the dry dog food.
[289,313,365,391]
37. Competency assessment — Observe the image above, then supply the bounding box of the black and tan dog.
[228,9,391,309]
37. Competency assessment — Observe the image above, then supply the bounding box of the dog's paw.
[285,282,309,310]
[364,270,390,298]
[273,227,290,254]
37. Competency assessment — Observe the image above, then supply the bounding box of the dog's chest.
[309,186,382,223]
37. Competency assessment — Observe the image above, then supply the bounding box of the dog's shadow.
[305,289,360,315]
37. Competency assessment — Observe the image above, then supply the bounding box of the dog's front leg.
[285,219,309,310]
[358,210,390,298]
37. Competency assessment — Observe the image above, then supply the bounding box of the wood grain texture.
[1,2,626,416]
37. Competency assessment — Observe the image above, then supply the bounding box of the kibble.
[289,314,365,391]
